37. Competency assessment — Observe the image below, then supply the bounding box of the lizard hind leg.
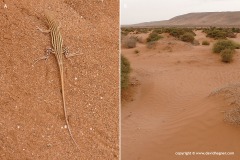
[63,46,83,58]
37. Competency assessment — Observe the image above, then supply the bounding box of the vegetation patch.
[221,49,234,63]
[180,32,195,43]
[121,28,135,36]
[192,39,200,46]
[147,41,157,49]
[121,55,131,89]
[163,28,196,43]
[135,28,150,34]
[212,40,238,53]
[210,84,240,125]
[122,36,137,48]
[231,27,240,33]
[204,27,237,39]
[134,49,139,54]
[152,28,164,34]
[225,107,240,124]
[212,40,240,63]
[147,32,162,42]
[165,28,196,39]
[202,40,210,45]
[205,28,228,39]
[136,36,144,43]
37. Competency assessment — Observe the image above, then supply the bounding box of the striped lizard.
[35,13,81,150]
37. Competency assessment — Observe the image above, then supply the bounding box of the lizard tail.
[59,63,80,151]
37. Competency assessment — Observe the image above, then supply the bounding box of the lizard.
[35,12,80,150]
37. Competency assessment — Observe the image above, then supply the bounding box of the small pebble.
[47,144,52,147]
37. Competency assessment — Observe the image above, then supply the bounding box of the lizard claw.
[36,26,50,33]
[36,26,41,31]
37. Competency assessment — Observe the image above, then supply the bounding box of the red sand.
[122,30,240,160]
[0,0,119,159]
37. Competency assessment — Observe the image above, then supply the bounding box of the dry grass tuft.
[224,107,240,124]
[213,40,237,53]
[121,55,131,89]
[122,36,137,48]
[221,49,234,63]
[209,84,240,125]
[147,32,162,42]
[147,41,157,49]
[202,40,210,45]
[180,32,195,43]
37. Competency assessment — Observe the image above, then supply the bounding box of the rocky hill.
[127,12,240,27]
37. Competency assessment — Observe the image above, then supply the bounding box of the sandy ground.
[122,30,240,160]
[0,0,119,159]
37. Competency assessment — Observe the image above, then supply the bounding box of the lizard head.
[44,10,61,28]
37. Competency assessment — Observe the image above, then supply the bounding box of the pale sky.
[120,0,240,25]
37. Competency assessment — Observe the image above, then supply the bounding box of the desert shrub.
[227,32,237,38]
[135,28,149,34]
[206,29,227,39]
[202,40,210,45]
[147,32,162,42]
[163,46,173,52]
[121,30,128,36]
[165,28,196,38]
[152,28,163,34]
[121,35,126,42]
[168,28,184,38]
[147,41,157,49]
[212,40,237,53]
[234,43,240,49]
[122,36,137,48]
[121,55,131,89]
[192,39,200,46]
[180,32,195,43]
[134,49,139,54]
[221,49,234,63]
[121,28,136,36]
[195,27,202,31]
[136,36,144,43]
[204,27,237,39]
[232,27,240,33]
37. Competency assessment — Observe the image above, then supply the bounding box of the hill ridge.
[125,11,240,27]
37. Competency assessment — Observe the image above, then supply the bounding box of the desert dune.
[122,30,240,160]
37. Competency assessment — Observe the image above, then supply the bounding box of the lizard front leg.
[32,47,54,66]
[36,26,51,33]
